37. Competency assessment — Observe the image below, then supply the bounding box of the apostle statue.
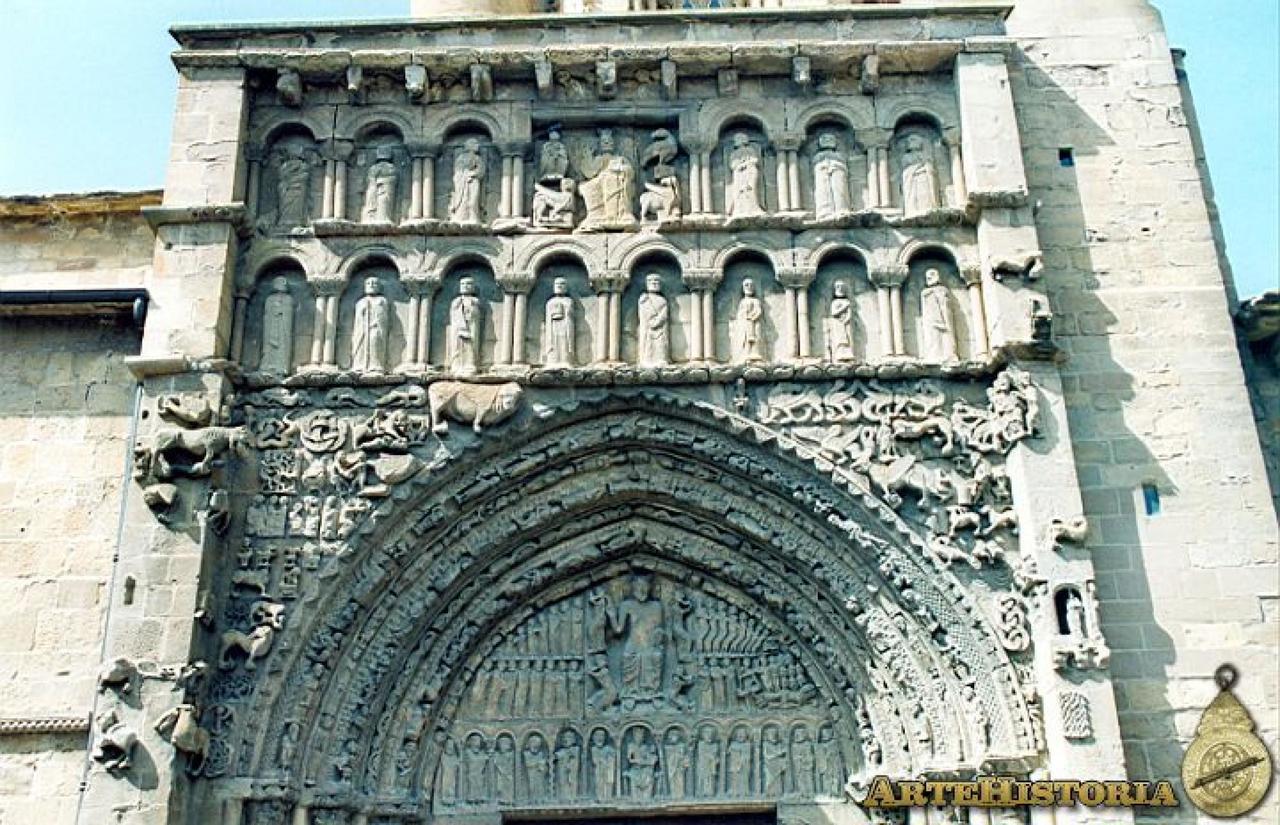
[920,268,957,362]
[824,279,855,361]
[694,727,720,797]
[663,728,691,798]
[590,729,617,800]
[543,277,575,367]
[274,143,315,228]
[579,128,636,230]
[448,276,483,375]
[726,728,753,795]
[726,132,765,217]
[901,133,940,216]
[259,277,295,375]
[624,729,659,799]
[732,277,767,362]
[361,145,399,223]
[812,133,851,218]
[448,138,486,225]
[351,277,391,373]
[637,273,671,366]
[523,733,552,800]
[554,730,582,798]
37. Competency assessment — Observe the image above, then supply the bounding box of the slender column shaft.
[968,283,989,357]
[405,294,421,367]
[512,156,525,219]
[497,293,515,364]
[410,158,424,219]
[230,296,249,362]
[690,292,704,360]
[323,295,340,365]
[310,294,327,365]
[499,156,513,219]
[797,286,812,358]
[333,161,348,220]
[246,160,262,217]
[787,150,801,211]
[950,143,967,206]
[876,287,893,357]
[608,291,622,362]
[784,287,798,359]
[423,156,436,219]
[702,289,715,359]
[866,147,878,208]
[222,798,243,825]
[595,293,610,362]
[322,160,336,218]
[292,804,309,825]
[775,152,791,212]
[512,292,528,363]
[418,294,433,365]
[690,153,703,213]
[700,152,713,214]
[877,147,891,209]
[889,285,905,355]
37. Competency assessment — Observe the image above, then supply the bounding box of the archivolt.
[236,396,1036,805]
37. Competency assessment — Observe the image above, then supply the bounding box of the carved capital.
[406,141,439,160]
[776,266,818,289]
[322,139,355,163]
[309,275,346,297]
[500,142,528,159]
[683,268,722,291]
[245,143,267,164]
[403,273,442,296]
[497,273,536,295]
[683,137,715,156]
[960,264,983,286]
[869,265,909,288]
[589,270,629,294]
[774,133,805,153]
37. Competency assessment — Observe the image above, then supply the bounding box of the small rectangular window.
[1141,483,1161,516]
[1058,147,1075,167]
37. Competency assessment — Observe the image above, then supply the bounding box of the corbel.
[470,63,494,103]
[596,60,618,100]
[405,64,429,103]
[277,68,303,107]
[660,59,679,100]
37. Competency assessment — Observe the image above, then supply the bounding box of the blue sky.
[0,1,1275,297]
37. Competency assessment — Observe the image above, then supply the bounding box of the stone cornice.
[0,190,161,221]
[142,202,247,232]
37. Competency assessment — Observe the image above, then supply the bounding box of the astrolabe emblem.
[1181,664,1273,817]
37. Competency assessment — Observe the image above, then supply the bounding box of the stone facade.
[0,3,1276,825]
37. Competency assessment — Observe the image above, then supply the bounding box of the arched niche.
[523,253,595,367]
[430,258,503,371]
[335,259,410,372]
[811,248,875,362]
[437,122,498,225]
[903,247,972,363]
[242,260,313,375]
[891,114,952,216]
[800,117,865,217]
[713,119,774,217]
[347,123,409,225]
[620,252,690,365]
[259,125,322,230]
[714,250,780,363]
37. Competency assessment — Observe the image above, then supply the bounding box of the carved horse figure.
[154,703,210,774]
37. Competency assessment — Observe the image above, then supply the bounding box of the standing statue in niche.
[814,724,842,794]
[595,575,667,709]
[259,277,295,375]
[543,277,575,367]
[625,729,660,799]
[524,733,552,800]
[792,727,817,795]
[590,729,617,800]
[762,726,789,796]
[637,273,670,366]
[727,132,765,218]
[579,128,636,230]
[639,128,682,224]
[554,730,582,798]
[726,728,753,795]
[1064,590,1087,639]
[733,278,767,363]
[438,737,461,803]
[493,734,517,803]
[462,733,489,802]
[901,134,940,216]
[351,277,391,373]
[448,277,483,375]
[824,279,856,361]
[361,146,399,224]
[663,728,691,798]
[274,143,315,228]
[448,138,486,225]
[920,268,958,362]
[812,133,851,218]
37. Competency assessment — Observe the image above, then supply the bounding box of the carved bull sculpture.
[428,381,523,435]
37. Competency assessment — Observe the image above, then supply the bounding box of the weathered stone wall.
[0,201,150,823]
[1006,1,1279,821]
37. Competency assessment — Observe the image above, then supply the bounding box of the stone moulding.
[0,715,91,736]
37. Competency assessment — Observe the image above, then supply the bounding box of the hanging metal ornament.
[1181,664,1273,817]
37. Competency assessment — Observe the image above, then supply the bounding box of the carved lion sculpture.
[219,600,285,671]
[428,381,523,435]
[143,425,249,481]
[154,703,210,774]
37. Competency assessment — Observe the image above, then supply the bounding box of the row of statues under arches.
[238,260,988,376]
[255,119,963,233]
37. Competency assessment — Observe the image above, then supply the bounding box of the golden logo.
[1181,664,1273,818]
